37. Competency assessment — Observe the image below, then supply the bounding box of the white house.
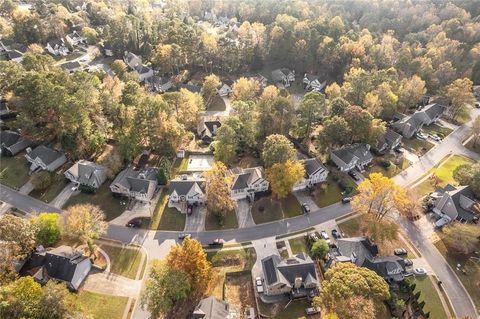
[110,167,159,202]
[218,83,232,97]
[293,158,329,191]
[65,160,107,191]
[25,145,67,172]
[168,174,206,209]
[331,144,373,172]
[302,73,326,92]
[45,39,69,57]
[65,31,86,47]
[227,167,269,200]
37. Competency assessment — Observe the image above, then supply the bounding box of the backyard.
[0,154,30,189]
[312,173,357,208]
[205,209,238,230]
[258,299,320,319]
[251,194,302,224]
[63,183,127,221]
[413,155,475,195]
[150,191,186,231]
[224,273,256,319]
[402,137,434,156]
[98,242,146,280]
[75,291,128,319]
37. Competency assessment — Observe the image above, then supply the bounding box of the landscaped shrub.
[380,160,391,168]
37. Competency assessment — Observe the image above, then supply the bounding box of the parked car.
[475,101,480,108]
[416,132,427,140]
[255,277,264,293]
[429,134,442,142]
[320,231,330,243]
[305,307,321,315]
[309,233,319,242]
[331,229,341,239]
[413,268,427,276]
[178,233,191,240]
[348,170,361,181]
[394,147,404,154]
[394,248,408,256]
[301,203,311,214]
[126,219,141,228]
[404,259,413,267]
[209,238,225,247]
[187,204,193,215]
[341,197,351,204]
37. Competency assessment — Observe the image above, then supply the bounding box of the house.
[60,61,82,73]
[45,39,70,56]
[0,130,32,156]
[123,51,142,70]
[192,296,237,319]
[293,158,329,191]
[6,50,24,63]
[197,119,221,143]
[134,65,154,82]
[375,129,402,154]
[110,167,159,202]
[332,237,407,284]
[271,68,295,87]
[217,83,231,97]
[179,83,202,93]
[146,75,172,93]
[0,39,12,54]
[302,74,326,92]
[103,42,113,57]
[65,31,86,47]
[331,144,373,172]
[21,245,91,291]
[25,145,67,172]
[429,184,478,224]
[168,174,206,208]
[391,103,446,138]
[227,167,269,200]
[261,252,319,298]
[0,99,17,119]
[64,160,107,191]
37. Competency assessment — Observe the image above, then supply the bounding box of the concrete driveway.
[184,206,206,231]
[235,199,255,228]
[293,190,319,211]
[49,182,76,208]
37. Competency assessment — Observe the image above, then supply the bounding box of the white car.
[416,132,427,140]
[255,277,264,293]
[413,268,427,276]
[429,134,442,142]
[320,231,331,244]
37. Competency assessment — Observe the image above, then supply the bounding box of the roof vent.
[181,174,188,180]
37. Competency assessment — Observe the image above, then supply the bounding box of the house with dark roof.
[6,49,24,63]
[302,74,326,92]
[110,167,159,202]
[25,145,67,172]
[429,184,478,224]
[65,31,86,47]
[217,83,232,97]
[60,61,82,73]
[146,75,172,93]
[123,51,142,70]
[192,296,237,319]
[0,130,32,156]
[65,160,107,191]
[293,158,329,191]
[261,252,319,298]
[391,103,446,138]
[333,237,407,284]
[0,99,15,119]
[271,68,295,87]
[375,129,402,154]
[197,118,221,143]
[21,246,91,291]
[227,167,269,200]
[179,83,202,93]
[134,64,154,82]
[45,39,70,57]
[330,144,373,172]
[168,175,206,209]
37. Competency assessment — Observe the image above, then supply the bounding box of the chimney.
[294,277,302,289]
[26,147,32,153]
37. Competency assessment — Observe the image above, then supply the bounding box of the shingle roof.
[332,144,372,165]
[262,253,317,287]
[60,61,81,71]
[229,167,264,190]
[179,83,201,93]
[28,145,65,165]
[111,167,159,193]
[67,160,107,187]
[422,103,445,121]
[192,296,230,319]
[169,178,205,196]
[302,158,328,178]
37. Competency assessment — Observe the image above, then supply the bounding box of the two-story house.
[168,175,206,209]
[192,296,237,319]
[25,145,67,173]
[293,158,329,191]
[197,118,221,143]
[146,75,173,93]
[110,167,159,202]
[65,31,86,47]
[227,167,269,200]
[302,74,326,92]
[375,129,402,154]
[45,39,70,57]
[271,68,295,87]
[429,184,478,225]
[65,160,107,192]
[0,130,32,156]
[391,103,446,138]
[331,144,373,172]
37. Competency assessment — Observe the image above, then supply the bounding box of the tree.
[262,134,296,167]
[397,75,426,113]
[296,91,326,141]
[453,163,480,197]
[352,173,409,220]
[232,77,260,101]
[0,242,20,284]
[157,158,171,185]
[317,116,351,151]
[31,171,53,191]
[31,213,61,247]
[329,97,350,116]
[344,105,373,143]
[310,239,329,259]
[471,116,480,146]
[445,78,475,121]
[38,281,77,319]
[0,214,37,258]
[213,124,237,164]
[141,261,191,317]
[360,215,399,244]
[202,74,221,106]
[335,296,375,319]
[166,238,212,294]
[110,60,127,78]
[442,223,480,255]
[0,276,43,319]
[266,160,305,198]
[81,27,98,44]
[204,162,237,222]
[63,204,108,257]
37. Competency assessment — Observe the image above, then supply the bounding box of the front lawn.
[205,209,238,230]
[312,174,356,208]
[63,183,126,221]
[150,191,186,231]
[422,123,453,137]
[207,95,226,111]
[75,291,128,319]
[30,172,68,203]
[288,236,309,255]
[251,194,302,224]
[413,276,448,319]
[402,137,434,155]
[414,155,475,195]
[207,247,256,270]
[98,243,145,280]
[0,154,30,189]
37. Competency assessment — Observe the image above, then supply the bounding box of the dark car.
[348,171,361,181]
[394,248,408,256]
[394,147,404,154]
[341,197,351,204]
[331,229,341,239]
[178,233,191,240]
[209,238,225,247]
[301,203,311,214]
[404,259,413,267]
[126,219,142,228]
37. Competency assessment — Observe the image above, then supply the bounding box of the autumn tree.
[232,77,261,101]
[213,124,237,164]
[352,173,409,220]
[344,105,373,143]
[335,296,375,319]
[63,204,108,257]
[397,75,427,113]
[166,238,212,294]
[0,214,37,258]
[472,116,480,146]
[453,163,480,197]
[310,239,329,259]
[360,215,399,244]
[0,242,20,284]
[329,97,350,116]
[445,78,475,121]
[442,223,480,255]
[262,134,297,167]
[204,162,237,222]
[0,276,43,319]
[266,160,305,198]
[317,116,351,151]
[31,213,61,247]
[110,59,127,78]
[202,74,221,106]
[296,91,326,141]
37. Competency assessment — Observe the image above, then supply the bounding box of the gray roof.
[262,253,317,287]
[179,83,201,93]
[376,129,402,150]
[7,50,23,60]
[229,167,264,191]
[67,160,107,188]
[135,64,152,75]
[169,178,205,196]
[0,130,32,154]
[192,296,230,319]
[302,158,328,178]
[435,184,477,222]
[332,144,372,165]
[422,103,446,121]
[28,145,65,165]
[60,61,81,71]
[111,167,159,193]
[304,73,318,82]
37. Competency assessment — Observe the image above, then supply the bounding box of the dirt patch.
[225,273,255,317]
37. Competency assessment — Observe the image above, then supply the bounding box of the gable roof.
[111,167,159,194]
[228,167,264,190]
[332,144,372,165]
[376,129,402,150]
[303,73,319,82]
[192,296,230,319]
[27,145,65,165]
[179,83,201,93]
[6,50,23,60]
[60,61,81,71]
[262,253,317,287]
[434,184,477,222]
[66,160,107,187]
[302,158,328,178]
[421,103,446,121]
[169,176,206,196]
[0,130,32,154]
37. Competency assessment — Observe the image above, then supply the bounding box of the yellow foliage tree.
[204,162,237,222]
[266,160,305,199]
[232,77,261,101]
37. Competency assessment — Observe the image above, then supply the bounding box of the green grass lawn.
[172,156,189,175]
[258,299,318,319]
[205,209,238,230]
[279,248,289,259]
[312,174,356,207]
[0,154,30,189]
[414,155,475,195]
[207,247,256,270]
[150,191,186,231]
[413,276,448,319]
[251,194,302,224]
[402,137,434,155]
[99,243,145,280]
[207,95,226,111]
[30,172,68,203]
[75,291,128,319]
[288,236,309,255]
[422,124,453,137]
[337,216,361,237]
[63,183,126,221]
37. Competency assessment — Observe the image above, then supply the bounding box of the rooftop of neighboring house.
[420,103,446,121]
[147,75,171,86]
[376,129,402,150]
[228,166,265,190]
[111,166,159,193]
[26,145,65,165]
[169,175,206,196]
[192,296,232,319]
[271,68,293,82]
[303,73,319,82]
[60,61,82,71]
[135,64,152,75]
[0,130,31,153]
[67,160,106,186]
[47,38,66,47]
[6,50,23,59]
[332,144,373,165]
[179,83,201,93]
[261,252,318,288]
[302,158,328,178]
[432,184,477,222]
[198,119,221,137]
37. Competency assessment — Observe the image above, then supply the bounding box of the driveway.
[235,199,255,228]
[184,206,206,232]
[293,190,319,211]
[49,182,76,208]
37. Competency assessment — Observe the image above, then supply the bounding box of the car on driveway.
[301,203,311,214]
[341,197,351,204]
[309,233,319,242]
[348,170,361,181]
[404,259,413,267]
[394,248,408,256]
[394,147,404,154]
[178,233,191,240]
[320,231,330,243]
[305,307,321,315]
[126,219,142,228]
[209,238,225,247]
[187,204,193,215]
[429,134,442,142]
[255,277,264,293]
[414,268,427,276]
[331,229,341,239]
